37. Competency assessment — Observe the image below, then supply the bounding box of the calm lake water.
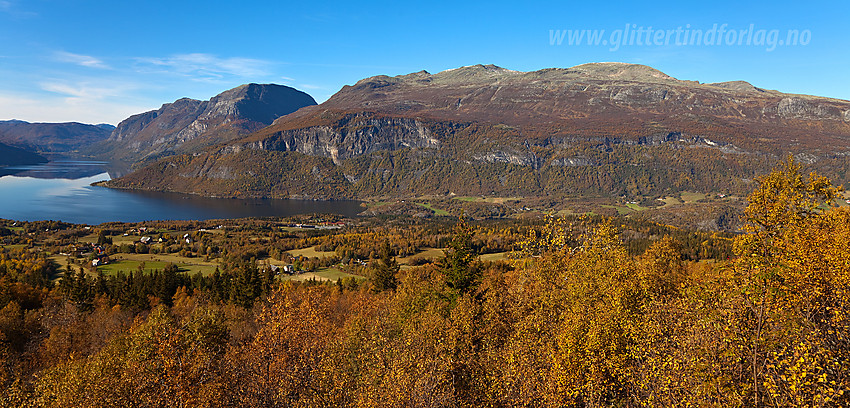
[0,161,364,224]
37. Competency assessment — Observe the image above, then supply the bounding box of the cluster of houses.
[285,221,345,230]
[125,226,195,246]
[59,242,111,267]
[268,264,296,275]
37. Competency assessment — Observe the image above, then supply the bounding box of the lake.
[0,161,364,224]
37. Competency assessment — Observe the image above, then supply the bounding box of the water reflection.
[0,162,363,224]
[0,160,112,179]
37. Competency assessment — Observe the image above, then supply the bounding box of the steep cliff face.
[231,114,440,164]
[100,84,317,164]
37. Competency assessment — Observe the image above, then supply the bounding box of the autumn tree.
[733,157,846,407]
[372,240,399,292]
[438,217,482,296]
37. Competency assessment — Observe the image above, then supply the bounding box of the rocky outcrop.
[473,150,541,168]
[101,84,317,163]
[230,114,439,164]
[551,157,593,167]
[773,97,847,120]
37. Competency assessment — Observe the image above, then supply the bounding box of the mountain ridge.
[0,120,114,157]
[104,62,850,210]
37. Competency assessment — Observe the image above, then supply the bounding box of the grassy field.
[452,196,522,204]
[680,192,706,204]
[79,233,137,245]
[837,191,850,207]
[657,196,683,207]
[97,260,171,275]
[415,202,451,216]
[279,226,311,232]
[397,247,446,264]
[554,209,596,216]
[97,253,219,276]
[49,255,71,275]
[601,205,634,215]
[624,203,649,211]
[79,227,223,245]
[280,267,365,282]
[480,252,509,262]
[363,201,394,208]
[111,235,140,245]
[288,246,337,258]
[77,234,98,244]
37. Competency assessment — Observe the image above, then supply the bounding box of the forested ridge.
[0,161,848,407]
[106,127,850,203]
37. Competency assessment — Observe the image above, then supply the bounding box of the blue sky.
[1,0,847,125]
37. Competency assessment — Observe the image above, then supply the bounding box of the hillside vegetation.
[1,160,848,407]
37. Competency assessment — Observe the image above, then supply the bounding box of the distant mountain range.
[104,63,850,202]
[0,120,113,165]
[6,63,850,215]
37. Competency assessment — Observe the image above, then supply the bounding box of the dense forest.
[106,138,821,201]
[0,160,847,407]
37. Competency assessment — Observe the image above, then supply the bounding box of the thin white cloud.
[54,51,110,69]
[16,80,153,124]
[298,84,324,90]
[0,1,36,17]
[40,81,125,100]
[0,92,151,125]
[135,53,272,81]
[0,52,288,124]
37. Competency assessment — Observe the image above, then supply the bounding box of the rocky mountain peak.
[566,62,675,81]
[98,83,317,163]
[431,64,519,84]
[206,83,317,124]
[708,80,765,93]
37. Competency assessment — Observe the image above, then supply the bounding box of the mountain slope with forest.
[0,141,47,167]
[105,63,850,206]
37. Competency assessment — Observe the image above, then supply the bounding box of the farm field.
[480,252,509,262]
[679,192,706,204]
[397,247,446,264]
[288,246,337,258]
[280,267,364,282]
[98,253,219,276]
[452,196,522,204]
[414,202,450,216]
